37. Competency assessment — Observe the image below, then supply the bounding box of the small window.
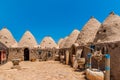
[96,46,101,51]
[39,51,42,55]
[115,23,118,26]
[48,51,52,57]
[98,31,101,34]
[17,49,19,53]
[103,29,106,32]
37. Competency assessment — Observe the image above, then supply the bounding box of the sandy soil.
[0,61,86,80]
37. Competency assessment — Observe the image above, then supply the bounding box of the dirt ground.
[0,61,86,80]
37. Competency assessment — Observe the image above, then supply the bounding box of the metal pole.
[104,54,110,80]
[87,53,92,69]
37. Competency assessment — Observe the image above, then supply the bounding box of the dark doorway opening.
[0,51,1,63]
[24,48,29,61]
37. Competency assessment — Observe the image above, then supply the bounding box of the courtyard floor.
[0,61,86,80]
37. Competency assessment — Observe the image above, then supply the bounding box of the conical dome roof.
[94,12,120,43]
[58,38,64,46]
[59,36,68,48]
[0,27,17,47]
[18,31,37,47]
[40,36,58,49]
[63,29,80,48]
[76,17,101,45]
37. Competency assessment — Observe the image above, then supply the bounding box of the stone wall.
[29,48,39,60]
[38,48,57,61]
[8,48,24,61]
[8,47,39,61]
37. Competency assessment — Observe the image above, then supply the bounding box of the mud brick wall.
[8,48,24,61]
[29,48,39,60]
[38,49,56,61]
[8,48,39,61]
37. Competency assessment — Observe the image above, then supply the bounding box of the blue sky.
[0,0,120,44]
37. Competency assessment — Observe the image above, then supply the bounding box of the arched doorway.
[24,48,29,61]
[47,51,53,60]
